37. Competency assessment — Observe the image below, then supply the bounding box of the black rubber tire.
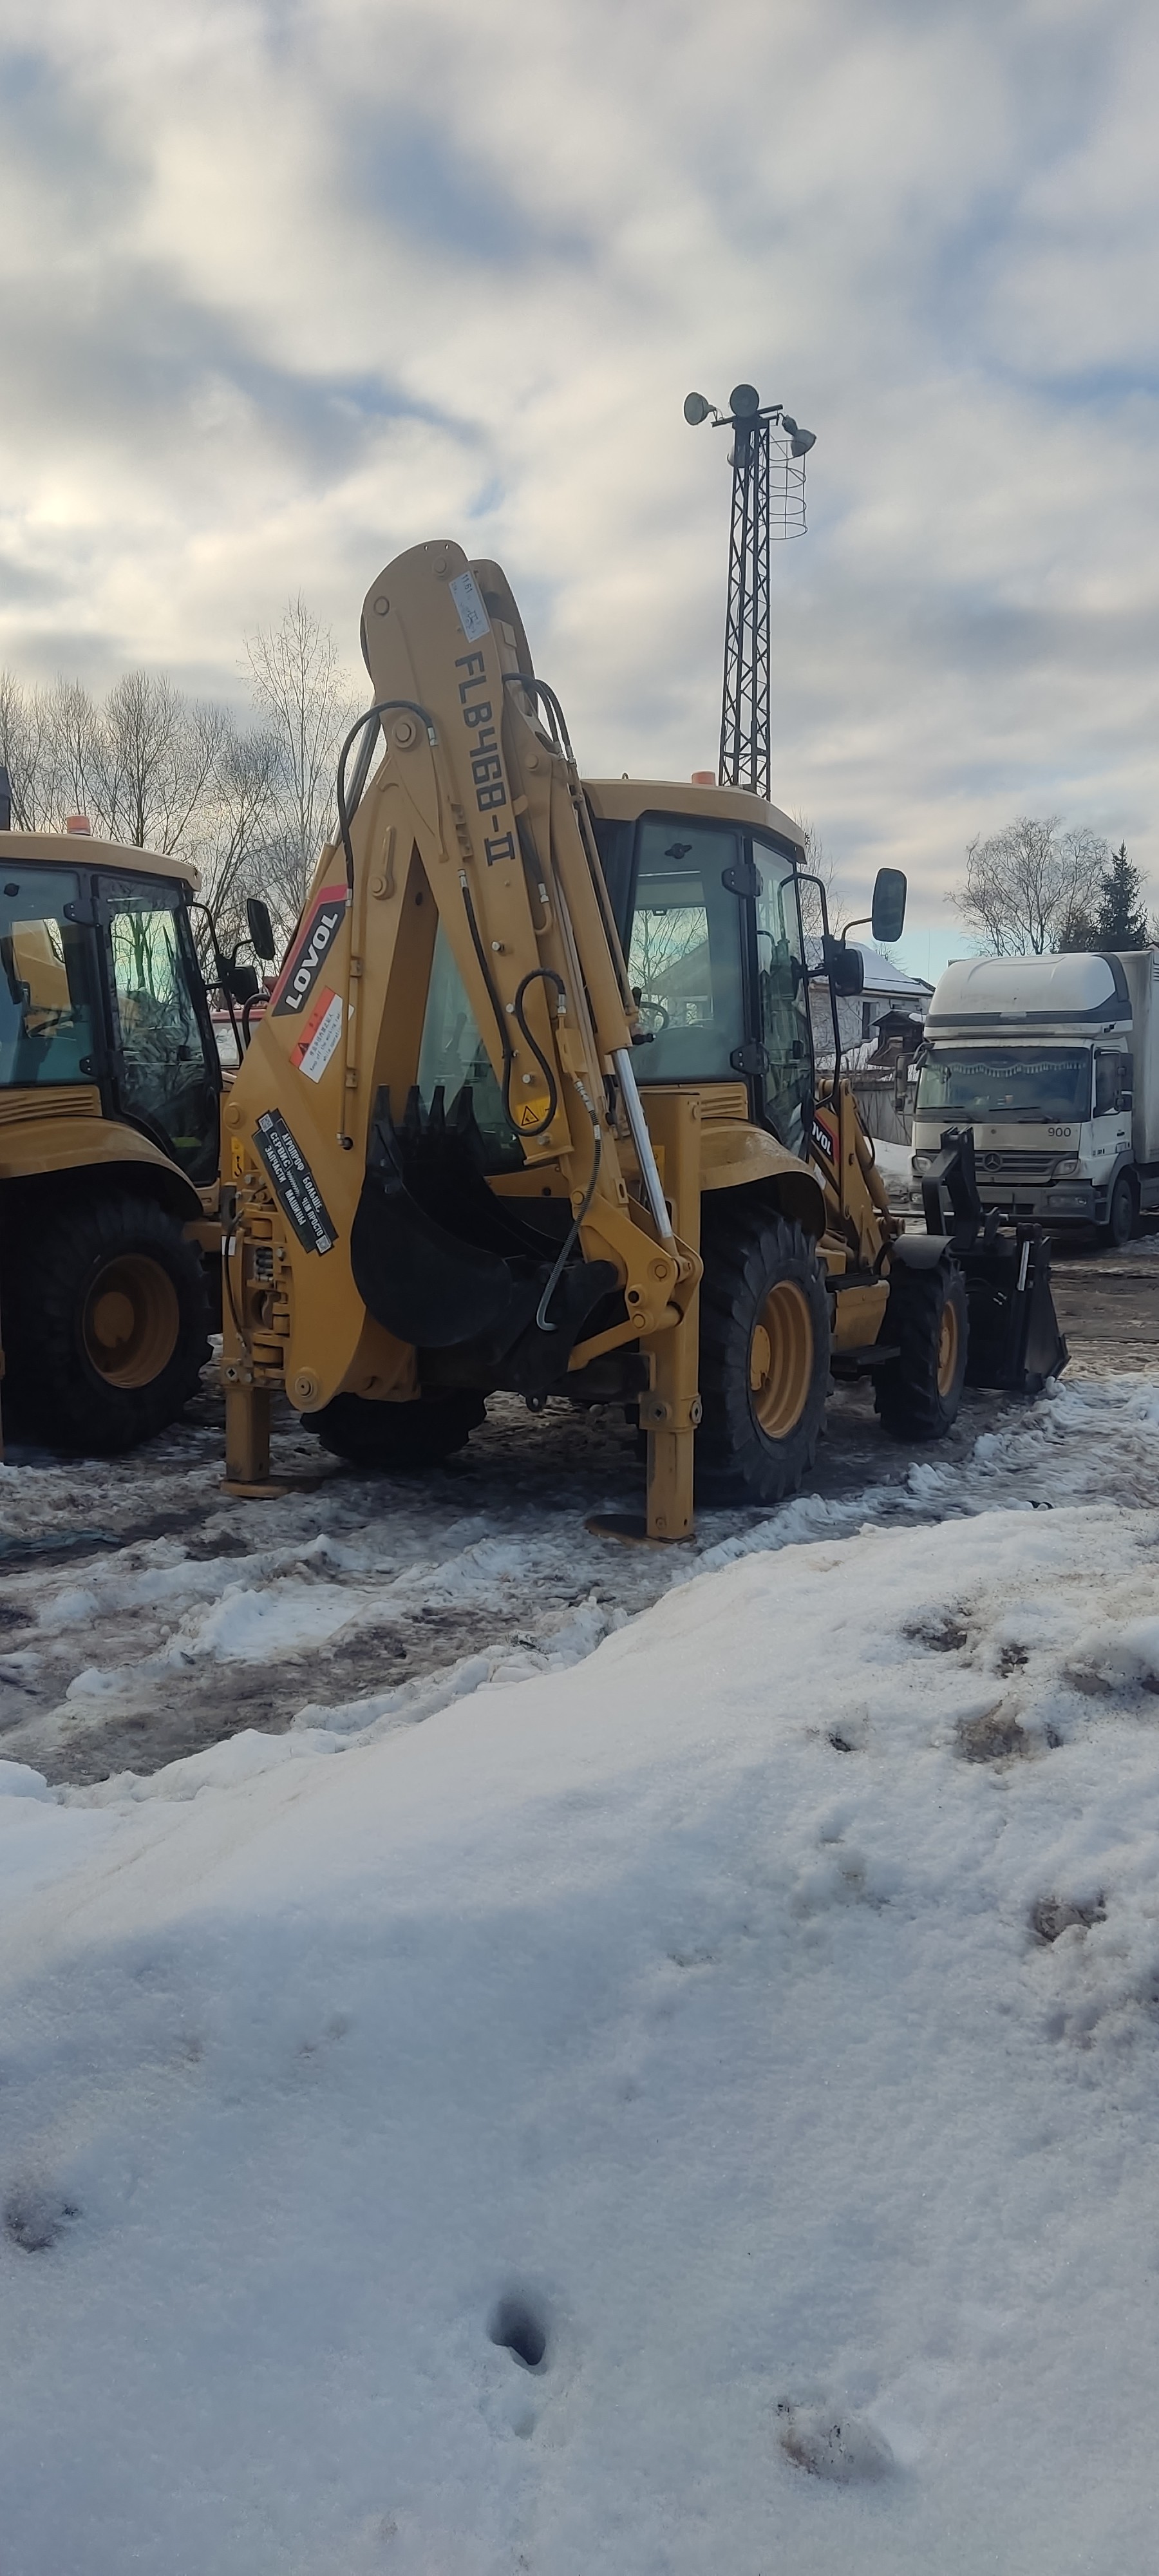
[1098,1170,1136,1250]
[304,1390,486,1470]
[3,1189,211,1454]
[874,1260,968,1442]
[697,1204,831,1504]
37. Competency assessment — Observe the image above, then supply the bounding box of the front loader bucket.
[959,1227,1068,1396]
[920,1126,1068,1397]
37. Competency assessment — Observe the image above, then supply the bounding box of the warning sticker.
[252,1110,336,1255]
[291,985,344,1084]
[513,1089,552,1132]
[449,569,490,643]
[269,884,348,1019]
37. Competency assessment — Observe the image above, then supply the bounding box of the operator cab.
[586,781,813,1154]
[0,837,221,1183]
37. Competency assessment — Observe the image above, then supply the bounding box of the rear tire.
[874,1260,967,1441]
[697,1204,831,1504]
[1098,1170,1136,1249]
[304,1390,486,1470]
[3,1189,210,1454]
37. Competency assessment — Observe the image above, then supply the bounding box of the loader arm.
[221,540,702,1533]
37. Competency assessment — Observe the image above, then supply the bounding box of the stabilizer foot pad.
[220,1477,330,1500]
[585,1512,694,1547]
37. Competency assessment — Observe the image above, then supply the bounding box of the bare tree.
[193,722,281,960]
[46,678,103,826]
[952,817,1107,956]
[0,673,56,828]
[792,817,848,941]
[92,674,227,854]
[245,598,359,927]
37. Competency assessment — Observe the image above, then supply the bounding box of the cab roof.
[0,829,199,891]
[583,779,805,851]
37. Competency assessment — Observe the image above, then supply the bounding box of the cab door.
[97,875,221,1184]
[1091,1045,1133,1189]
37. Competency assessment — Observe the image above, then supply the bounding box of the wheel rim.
[749,1278,814,1439]
[82,1255,180,1389]
[936,1296,960,1397]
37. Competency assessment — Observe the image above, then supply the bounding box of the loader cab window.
[100,877,220,1183]
[417,922,525,1172]
[619,819,747,1082]
[0,869,97,1087]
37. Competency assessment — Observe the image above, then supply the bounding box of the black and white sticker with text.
[449,569,490,643]
[253,1110,337,1254]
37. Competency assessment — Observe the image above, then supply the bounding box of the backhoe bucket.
[920,1129,1068,1397]
[350,1086,616,1396]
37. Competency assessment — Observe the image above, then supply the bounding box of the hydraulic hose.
[535,1083,603,1334]
[458,877,564,1141]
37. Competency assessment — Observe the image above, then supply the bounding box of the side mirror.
[823,935,864,998]
[871,867,907,945]
[246,896,277,963]
[224,961,261,1004]
[1119,1089,1134,1113]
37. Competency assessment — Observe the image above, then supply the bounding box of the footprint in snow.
[778,2401,894,2485]
[5,2182,80,2253]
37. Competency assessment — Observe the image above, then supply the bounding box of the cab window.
[754,848,811,1153]
[0,868,96,1086]
[622,820,746,1081]
[417,921,524,1170]
[100,877,220,1181]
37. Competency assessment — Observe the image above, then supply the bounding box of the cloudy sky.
[3,0,1158,976]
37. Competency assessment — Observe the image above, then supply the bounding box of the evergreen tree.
[1094,844,1149,949]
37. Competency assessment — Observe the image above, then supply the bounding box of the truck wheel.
[697,1206,831,1504]
[1098,1171,1136,1249]
[3,1190,210,1454]
[303,1390,486,1469]
[874,1260,967,1442]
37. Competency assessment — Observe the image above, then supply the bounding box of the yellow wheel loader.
[220,540,1065,1535]
[0,791,255,1452]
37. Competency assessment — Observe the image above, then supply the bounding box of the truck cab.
[912,950,1156,1246]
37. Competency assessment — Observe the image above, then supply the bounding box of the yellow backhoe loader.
[0,791,258,1452]
[220,542,1065,1536]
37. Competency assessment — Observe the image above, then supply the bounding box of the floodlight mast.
[684,384,815,804]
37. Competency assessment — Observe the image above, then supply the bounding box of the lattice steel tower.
[684,384,815,803]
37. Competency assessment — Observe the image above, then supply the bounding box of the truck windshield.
[0,868,96,1086]
[916,1050,1091,1121]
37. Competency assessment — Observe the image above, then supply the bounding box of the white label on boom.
[449,570,490,643]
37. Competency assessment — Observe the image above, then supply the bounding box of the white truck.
[911,950,1159,1247]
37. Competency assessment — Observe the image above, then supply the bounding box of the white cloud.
[1,0,1158,945]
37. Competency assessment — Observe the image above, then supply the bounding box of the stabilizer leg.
[223,1382,273,1493]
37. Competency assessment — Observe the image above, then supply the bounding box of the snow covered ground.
[3,1376,1159,2568]
[1,1367,1155,1788]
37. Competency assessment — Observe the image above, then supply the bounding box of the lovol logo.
[270,885,349,1017]
[811,1114,838,1165]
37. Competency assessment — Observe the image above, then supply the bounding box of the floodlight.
[790,428,816,457]
[780,415,798,437]
[729,383,760,419]
[684,392,712,425]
